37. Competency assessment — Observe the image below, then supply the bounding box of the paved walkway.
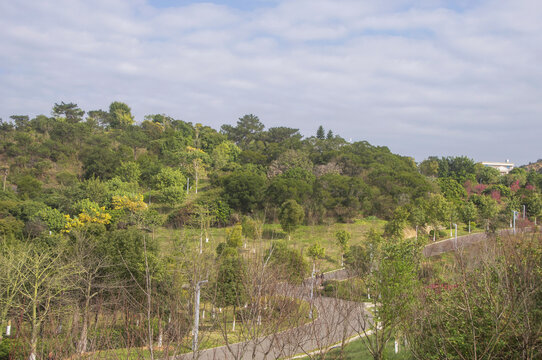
[176,270,369,360]
[422,227,536,257]
[175,229,532,359]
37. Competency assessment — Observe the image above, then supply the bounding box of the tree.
[326,130,334,140]
[220,169,266,213]
[383,206,409,240]
[419,157,439,177]
[459,201,478,233]
[473,195,500,232]
[215,248,247,332]
[13,242,78,360]
[335,230,351,266]
[406,233,542,359]
[108,101,134,128]
[307,242,325,319]
[220,114,265,147]
[525,192,542,225]
[152,167,186,205]
[279,200,304,240]
[211,141,241,171]
[426,194,451,241]
[0,241,28,341]
[185,146,209,194]
[316,125,325,140]
[354,231,420,360]
[226,224,243,248]
[52,102,85,123]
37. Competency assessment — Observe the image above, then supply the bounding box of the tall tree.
[108,101,134,128]
[220,114,265,147]
[316,125,325,140]
[52,102,85,123]
[279,199,304,241]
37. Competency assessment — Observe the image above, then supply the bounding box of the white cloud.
[0,0,541,164]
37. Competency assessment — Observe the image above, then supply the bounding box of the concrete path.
[176,270,368,360]
[422,227,535,257]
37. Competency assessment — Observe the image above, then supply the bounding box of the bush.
[0,338,26,360]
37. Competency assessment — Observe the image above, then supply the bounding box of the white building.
[481,160,514,175]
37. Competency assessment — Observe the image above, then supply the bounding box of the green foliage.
[344,244,371,276]
[220,114,265,147]
[475,163,501,184]
[525,192,542,223]
[215,249,247,307]
[35,206,65,233]
[384,206,410,239]
[335,230,351,251]
[117,161,141,183]
[212,141,241,170]
[152,167,186,205]
[266,241,308,284]
[436,156,476,183]
[225,224,243,248]
[241,216,259,240]
[418,157,439,177]
[316,125,325,140]
[15,175,42,199]
[438,178,467,202]
[279,200,304,236]
[471,195,499,230]
[459,201,477,230]
[307,242,325,261]
[220,169,266,213]
[52,101,85,123]
[108,101,134,128]
[407,234,542,359]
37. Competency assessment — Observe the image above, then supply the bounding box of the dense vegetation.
[0,102,541,359]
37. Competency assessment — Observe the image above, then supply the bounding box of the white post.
[193,280,208,352]
[395,339,399,353]
[6,320,11,336]
[187,178,190,194]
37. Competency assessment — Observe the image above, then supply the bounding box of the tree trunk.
[77,299,91,354]
[29,320,38,360]
[468,221,471,233]
[232,306,236,332]
[77,314,88,354]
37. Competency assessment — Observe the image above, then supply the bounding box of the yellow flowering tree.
[63,206,111,233]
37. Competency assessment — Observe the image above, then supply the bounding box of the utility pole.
[193,280,208,353]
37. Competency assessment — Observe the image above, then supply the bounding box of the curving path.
[176,269,369,360]
[422,227,536,257]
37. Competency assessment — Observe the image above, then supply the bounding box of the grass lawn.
[154,218,386,272]
[298,336,412,360]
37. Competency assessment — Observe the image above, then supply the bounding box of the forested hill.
[0,101,541,239]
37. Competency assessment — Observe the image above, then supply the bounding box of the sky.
[1,0,541,165]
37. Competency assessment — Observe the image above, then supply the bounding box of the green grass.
[299,336,412,360]
[319,278,371,302]
[154,218,386,272]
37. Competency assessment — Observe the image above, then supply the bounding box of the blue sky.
[1,0,541,165]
